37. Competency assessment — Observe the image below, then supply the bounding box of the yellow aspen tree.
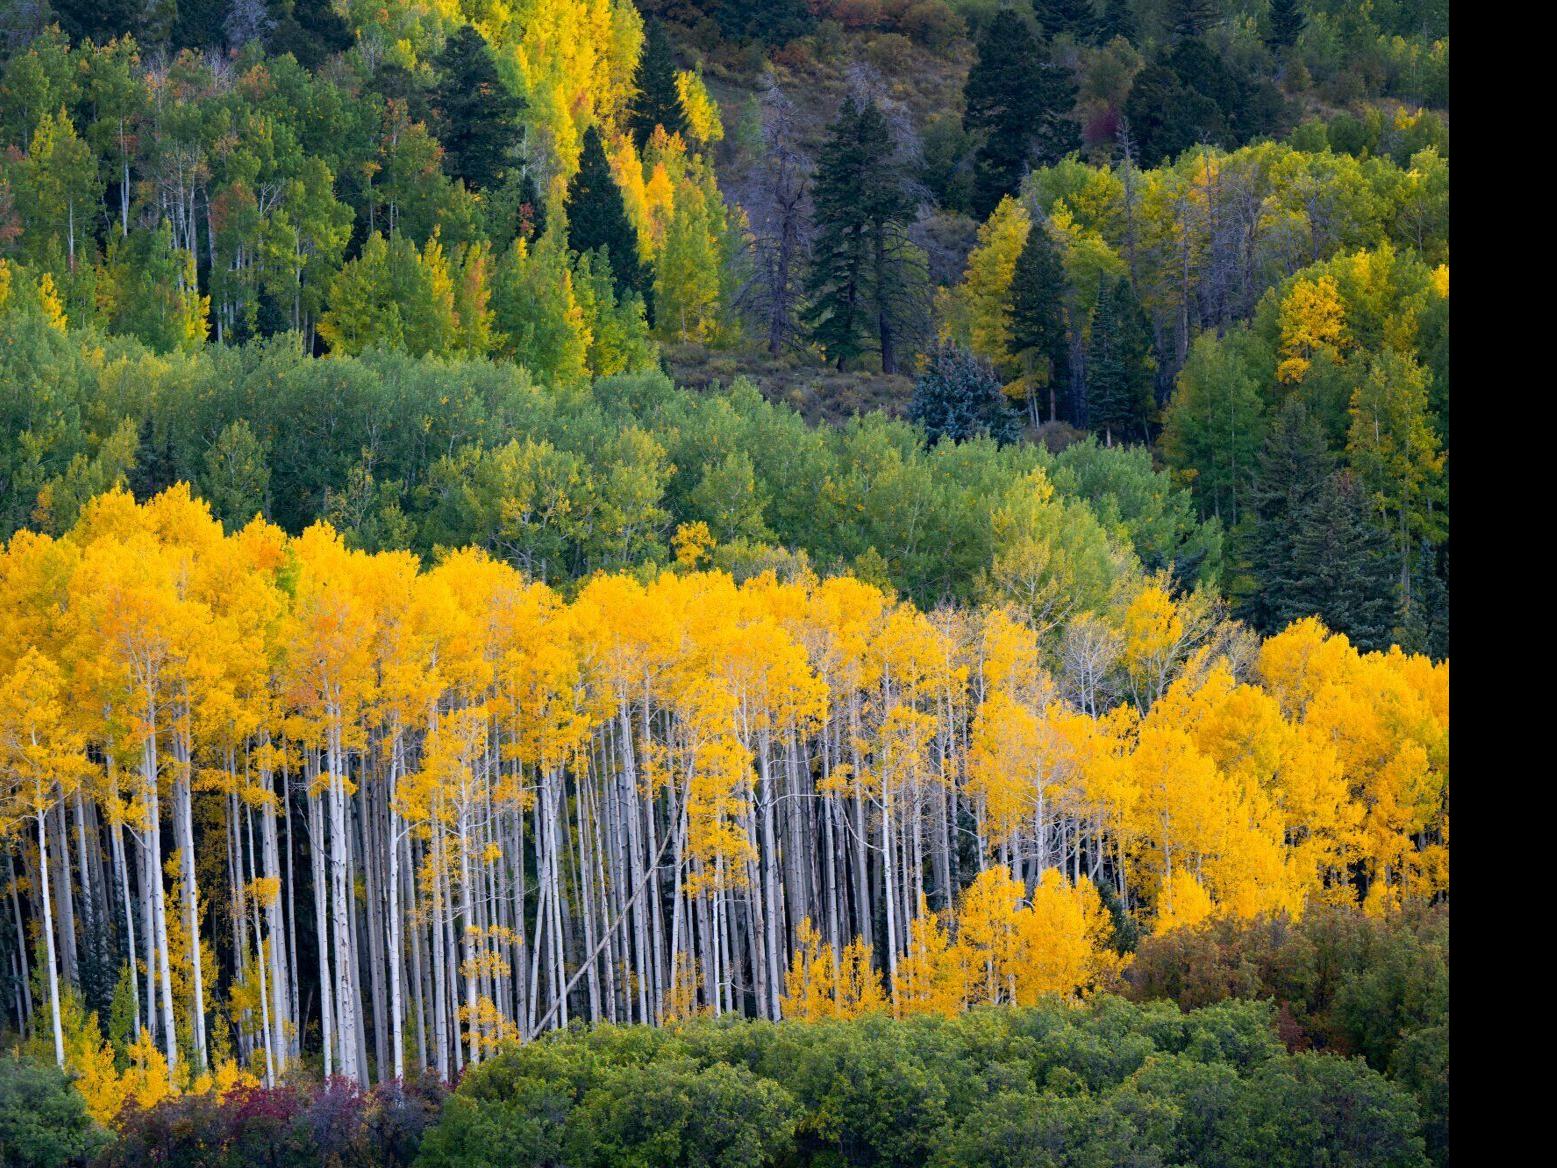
[0,649,92,1067]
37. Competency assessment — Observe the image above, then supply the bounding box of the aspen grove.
[0,483,1447,1109]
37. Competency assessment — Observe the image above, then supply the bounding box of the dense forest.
[0,1,1447,1166]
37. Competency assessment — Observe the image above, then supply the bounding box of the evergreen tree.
[1033,0,1099,43]
[51,0,139,43]
[432,25,523,193]
[566,125,649,307]
[1008,219,1070,426]
[1168,0,1221,41]
[1243,396,1333,633]
[910,343,1022,446]
[1265,0,1307,50]
[1121,62,1225,165]
[712,0,815,44]
[1086,276,1154,442]
[628,20,688,149]
[1397,538,1448,660]
[171,0,228,49]
[1289,469,1397,652]
[804,97,923,373]
[964,10,1079,220]
[267,0,354,69]
[1098,0,1138,42]
[516,169,546,241]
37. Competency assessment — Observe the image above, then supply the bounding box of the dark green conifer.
[566,125,649,306]
[627,20,688,149]
[432,25,523,192]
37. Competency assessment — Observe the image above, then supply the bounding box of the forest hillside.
[0,3,1447,1167]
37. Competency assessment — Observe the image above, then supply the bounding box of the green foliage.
[963,10,1078,219]
[0,1054,109,1168]
[412,998,1432,1168]
[1085,277,1154,443]
[0,302,1222,609]
[566,127,649,307]
[1125,903,1448,1165]
[1007,219,1071,425]
[909,343,1022,447]
[431,26,523,193]
[566,1062,798,1168]
[627,20,688,149]
[804,97,926,374]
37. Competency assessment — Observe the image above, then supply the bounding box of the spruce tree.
[1168,0,1221,41]
[1397,539,1448,660]
[627,19,688,149]
[1265,0,1307,50]
[432,25,522,192]
[1243,396,1333,633]
[1008,220,1070,426]
[910,343,1023,446]
[964,10,1079,220]
[1086,277,1154,443]
[1033,0,1099,43]
[1098,0,1138,43]
[804,98,921,372]
[1289,469,1397,652]
[566,125,649,307]
[268,0,354,69]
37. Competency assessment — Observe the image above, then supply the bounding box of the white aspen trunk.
[36,800,64,1067]
[144,730,178,1079]
[387,733,405,1080]
[173,715,208,1073]
[307,778,334,1079]
[326,716,359,1082]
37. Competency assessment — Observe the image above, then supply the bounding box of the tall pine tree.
[1242,396,1334,633]
[1008,219,1070,426]
[1289,469,1398,652]
[804,97,922,373]
[432,25,522,192]
[1086,277,1154,443]
[627,20,688,149]
[1265,0,1307,50]
[1033,0,1099,43]
[963,10,1079,220]
[1169,0,1221,41]
[1098,0,1138,43]
[566,125,649,308]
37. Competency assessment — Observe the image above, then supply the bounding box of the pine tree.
[1289,469,1398,652]
[910,343,1022,446]
[1033,0,1099,43]
[804,98,922,373]
[627,20,688,149]
[1098,0,1139,42]
[566,125,649,306]
[1168,0,1221,41]
[1243,396,1333,633]
[1007,218,1070,426]
[963,12,1079,220]
[1265,0,1307,50]
[1086,277,1153,443]
[432,25,523,193]
[51,0,139,43]
[1397,538,1448,660]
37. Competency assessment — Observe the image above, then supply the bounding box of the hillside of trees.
[0,2,1447,1166]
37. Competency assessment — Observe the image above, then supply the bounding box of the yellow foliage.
[1277,273,1346,383]
[675,70,723,144]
